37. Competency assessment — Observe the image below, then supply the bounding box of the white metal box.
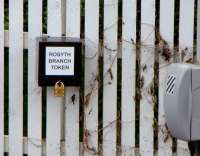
[164,63,200,140]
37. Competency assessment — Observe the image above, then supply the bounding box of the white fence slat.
[9,0,24,156]
[65,0,80,155]
[177,0,194,155]
[46,90,63,156]
[66,0,80,37]
[4,31,28,49]
[84,0,99,155]
[65,87,80,156]
[121,0,136,155]
[140,0,155,155]
[28,0,43,155]
[0,0,4,155]
[179,0,195,62]
[103,0,118,155]
[46,0,63,156]
[158,0,174,156]
[177,141,191,156]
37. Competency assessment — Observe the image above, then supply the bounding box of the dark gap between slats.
[98,56,103,154]
[23,50,28,137]
[42,0,47,34]
[80,0,85,143]
[172,0,180,152]
[4,0,9,139]
[117,0,122,153]
[81,0,85,39]
[42,87,46,139]
[23,0,28,32]
[98,0,104,153]
[135,0,141,149]
[117,59,122,153]
[23,0,28,140]
[79,52,85,142]
[174,0,180,63]
[4,0,8,30]
[4,48,9,135]
[193,0,198,62]
[4,153,8,156]
[42,0,47,139]
[23,0,28,139]
[154,0,160,153]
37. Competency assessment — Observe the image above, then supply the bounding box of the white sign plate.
[45,47,75,76]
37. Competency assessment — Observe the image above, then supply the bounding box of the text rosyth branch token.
[38,37,82,86]
[45,47,75,76]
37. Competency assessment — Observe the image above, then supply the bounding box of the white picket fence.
[0,0,200,156]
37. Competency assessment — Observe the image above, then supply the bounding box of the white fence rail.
[0,0,199,155]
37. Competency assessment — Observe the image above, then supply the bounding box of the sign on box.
[45,47,75,76]
[38,37,82,86]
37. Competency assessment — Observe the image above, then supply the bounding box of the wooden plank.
[28,0,43,155]
[4,31,28,49]
[65,0,80,155]
[140,0,155,155]
[84,0,99,155]
[158,0,174,155]
[65,88,80,156]
[179,0,194,62]
[9,0,24,156]
[46,0,63,156]
[103,0,118,155]
[177,0,194,155]
[0,0,4,155]
[121,0,136,155]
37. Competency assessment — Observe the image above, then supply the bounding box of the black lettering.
[49,59,52,63]
[49,52,54,57]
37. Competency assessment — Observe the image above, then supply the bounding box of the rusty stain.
[157,32,173,62]
[163,123,171,143]
[71,94,76,104]
[131,38,135,44]
[181,49,186,61]
[108,81,112,85]
[108,68,113,80]
[152,119,159,135]
[185,58,193,63]
[148,82,154,96]
[142,64,147,71]
[161,46,172,62]
[164,134,170,143]
[140,76,144,89]
[83,129,98,154]
[85,92,92,107]
[104,45,117,52]
[88,109,92,115]
[95,74,100,82]
[134,91,142,102]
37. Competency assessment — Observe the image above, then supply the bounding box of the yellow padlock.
[54,81,65,97]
